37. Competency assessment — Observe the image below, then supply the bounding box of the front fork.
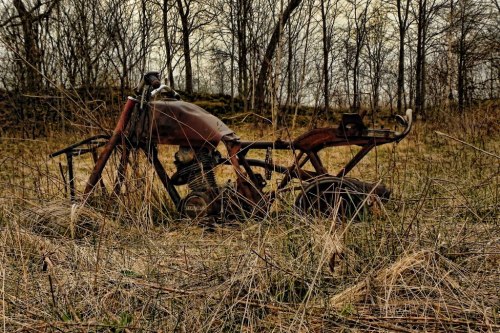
[84,97,137,197]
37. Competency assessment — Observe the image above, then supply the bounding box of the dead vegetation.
[0,106,499,332]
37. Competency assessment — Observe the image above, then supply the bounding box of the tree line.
[0,0,498,133]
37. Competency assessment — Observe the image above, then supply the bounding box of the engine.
[172,147,220,191]
[172,147,222,220]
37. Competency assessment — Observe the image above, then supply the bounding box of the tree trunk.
[351,0,370,113]
[396,0,410,114]
[446,0,454,104]
[13,0,43,91]
[353,54,360,111]
[415,0,431,118]
[321,0,330,117]
[397,33,405,114]
[230,3,235,112]
[255,0,302,113]
[237,0,249,112]
[162,0,175,88]
[457,27,466,112]
[177,0,193,93]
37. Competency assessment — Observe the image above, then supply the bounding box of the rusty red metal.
[132,100,235,147]
[84,97,137,196]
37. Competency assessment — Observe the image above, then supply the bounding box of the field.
[0,106,499,332]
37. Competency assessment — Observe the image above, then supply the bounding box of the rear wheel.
[294,177,367,222]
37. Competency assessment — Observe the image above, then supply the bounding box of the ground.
[0,106,498,332]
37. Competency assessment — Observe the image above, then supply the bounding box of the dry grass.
[0,107,499,332]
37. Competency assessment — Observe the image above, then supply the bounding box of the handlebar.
[151,84,168,97]
[135,71,161,95]
[150,84,180,99]
[394,109,412,141]
[130,71,182,108]
[148,76,161,89]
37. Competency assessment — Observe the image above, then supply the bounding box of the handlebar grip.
[150,78,161,89]
[144,71,161,89]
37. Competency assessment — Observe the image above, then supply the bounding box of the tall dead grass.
[0,106,498,332]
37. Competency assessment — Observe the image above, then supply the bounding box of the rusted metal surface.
[50,72,412,222]
[113,141,130,195]
[84,97,137,196]
[132,100,235,147]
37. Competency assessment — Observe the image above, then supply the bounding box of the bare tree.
[291,0,315,129]
[161,0,179,88]
[319,0,341,119]
[366,2,391,115]
[237,0,251,111]
[345,0,371,112]
[106,0,153,99]
[393,0,411,114]
[9,0,60,91]
[1,0,499,131]
[58,0,111,90]
[454,0,489,112]
[255,0,303,113]
[413,0,447,118]
[175,0,213,93]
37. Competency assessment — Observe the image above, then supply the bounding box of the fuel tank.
[132,99,235,147]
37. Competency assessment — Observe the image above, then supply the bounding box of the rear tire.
[294,177,366,222]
